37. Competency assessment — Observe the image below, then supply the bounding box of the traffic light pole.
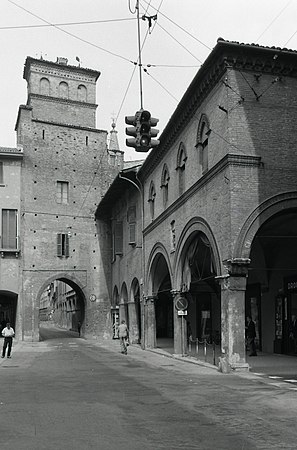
[136,0,144,110]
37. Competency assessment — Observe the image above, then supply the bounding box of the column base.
[219,356,250,373]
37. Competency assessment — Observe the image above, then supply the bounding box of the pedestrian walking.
[246,315,257,356]
[1,322,15,358]
[77,321,81,337]
[118,320,129,355]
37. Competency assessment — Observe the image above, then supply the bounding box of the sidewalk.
[5,334,297,380]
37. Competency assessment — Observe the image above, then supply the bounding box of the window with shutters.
[0,162,4,185]
[112,221,123,260]
[57,233,69,257]
[127,206,136,245]
[2,209,17,249]
[57,181,69,204]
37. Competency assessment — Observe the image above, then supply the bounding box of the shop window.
[56,181,69,204]
[57,233,69,257]
[2,209,17,249]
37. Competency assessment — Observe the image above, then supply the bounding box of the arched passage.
[37,276,86,339]
[130,278,141,344]
[147,248,173,350]
[176,230,220,344]
[245,208,297,355]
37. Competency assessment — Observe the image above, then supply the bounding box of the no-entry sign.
[175,295,188,311]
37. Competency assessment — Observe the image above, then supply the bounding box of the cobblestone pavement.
[1,328,297,449]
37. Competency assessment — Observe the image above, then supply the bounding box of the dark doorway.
[0,292,17,332]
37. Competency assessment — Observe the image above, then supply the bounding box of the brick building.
[1,55,123,341]
[0,146,23,333]
[97,39,297,370]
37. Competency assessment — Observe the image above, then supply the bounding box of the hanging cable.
[256,0,292,43]
[0,17,136,30]
[7,0,133,64]
[141,0,211,51]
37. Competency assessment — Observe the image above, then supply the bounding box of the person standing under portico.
[1,323,15,358]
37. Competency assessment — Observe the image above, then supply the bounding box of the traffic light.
[125,110,160,152]
[125,111,141,149]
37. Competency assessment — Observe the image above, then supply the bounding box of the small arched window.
[196,114,211,174]
[176,143,187,195]
[148,181,156,220]
[77,84,87,102]
[40,77,50,96]
[161,164,170,208]
[59,81,69,99]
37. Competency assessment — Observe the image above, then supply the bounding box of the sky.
[1,0,297,161]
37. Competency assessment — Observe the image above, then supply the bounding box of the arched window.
[148,181,156,220]
[176,143,187,195]
[77,84,87,102]
[161,164,170,208]
[196,114,211,174]
[40,77,50,96]
[59,81,69,99]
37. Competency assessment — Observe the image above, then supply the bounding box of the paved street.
[1,327,297,450]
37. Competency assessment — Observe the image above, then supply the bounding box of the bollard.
[196,338,199,356]
[213,341,216,365]
[204,339,207,362]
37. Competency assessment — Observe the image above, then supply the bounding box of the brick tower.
[15,56,120,340]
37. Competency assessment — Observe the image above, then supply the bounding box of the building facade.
[2,55,123,341]
[97,39,297,370]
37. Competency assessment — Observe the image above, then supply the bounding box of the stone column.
[218,258,250,372]
[171,290,187,356]
[143,295,156,349]
[127,301,139,344]
[119,301,126,324]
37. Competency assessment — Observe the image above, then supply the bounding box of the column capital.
[223,258,251,277]
[144,295,157,304]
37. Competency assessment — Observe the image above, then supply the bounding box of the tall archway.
[130,278,141,344]
[177,231,220,344]
[147,250,173,350]
[246,208,297,355]
[37,276,86,339]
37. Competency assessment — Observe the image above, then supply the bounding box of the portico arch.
[174,218,221,349]
[145,244,173,349]
[234,193,297,356]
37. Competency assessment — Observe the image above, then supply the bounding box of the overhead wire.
[255,0,292,43]
[7,0,133,64]
[141,0,211,51]
[0,17,136,30]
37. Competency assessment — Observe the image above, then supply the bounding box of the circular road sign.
[175,295,188,311]
[89,294,96,302]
